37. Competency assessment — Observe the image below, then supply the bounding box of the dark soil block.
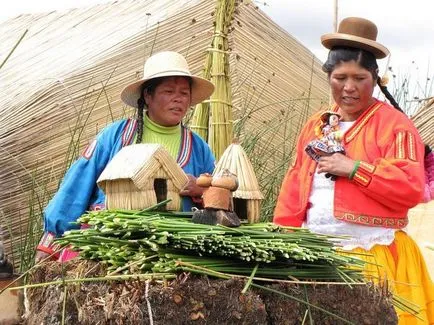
[262,282,398,325]
[23,260,397,325]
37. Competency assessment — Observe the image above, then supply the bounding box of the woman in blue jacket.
[36,51,215,261]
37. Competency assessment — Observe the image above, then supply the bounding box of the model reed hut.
[213,142,263,223]
[97,144,188,211]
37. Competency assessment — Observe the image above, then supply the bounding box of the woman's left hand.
[179,174,204,198]
[317,153,355,178]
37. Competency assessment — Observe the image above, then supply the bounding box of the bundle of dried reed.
[190,0,237,159]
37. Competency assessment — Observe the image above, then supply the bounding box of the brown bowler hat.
[321,17,389,59]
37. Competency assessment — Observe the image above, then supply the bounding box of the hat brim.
[120,72,215,108]
[321,33,389,59]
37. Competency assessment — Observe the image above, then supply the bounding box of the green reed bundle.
[56,201,365,283]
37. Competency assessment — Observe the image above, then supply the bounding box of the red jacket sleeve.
[351,128,425,210]
[273,117,318,227]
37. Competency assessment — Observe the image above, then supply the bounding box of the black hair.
[323,46,378,78]
[322,46,403,112]
[135,76,193,143]
[425,144,432,157]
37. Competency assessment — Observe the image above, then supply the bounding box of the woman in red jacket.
[274,17,433,324]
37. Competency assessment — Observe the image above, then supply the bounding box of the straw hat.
[120,51,215,108]
[321,17,389,59]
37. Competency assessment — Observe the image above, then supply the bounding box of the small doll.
[305,111,346,181]
[191,169,241,227]
[305,111,345,162]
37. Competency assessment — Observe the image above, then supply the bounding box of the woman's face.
[144,76,191,126]
[329,60,376,121]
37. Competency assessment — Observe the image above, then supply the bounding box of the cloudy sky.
[1,0,433,95]
[261,0,434,80]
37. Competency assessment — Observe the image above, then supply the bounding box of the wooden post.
[333,0,339,32]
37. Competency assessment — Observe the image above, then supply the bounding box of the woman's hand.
[179,174,204,198]
[317,153,355,178]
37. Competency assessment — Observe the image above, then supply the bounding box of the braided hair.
[136,83,146,144]
[135,77,166,143]
[376,78,403,113]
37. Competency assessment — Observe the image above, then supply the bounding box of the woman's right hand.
[179,174,205,198]
[317,153,355,178]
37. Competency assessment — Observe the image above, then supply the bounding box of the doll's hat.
[121,51,214,108]
[320,111,341,123]
[321,17,389,59]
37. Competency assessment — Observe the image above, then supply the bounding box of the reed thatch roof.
[214,142,263,200]
[97,144,188,191]
[412,97,434,147]
[0,0,329,268]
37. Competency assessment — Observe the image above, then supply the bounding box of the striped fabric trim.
[344,103,382,143]
[122,119,138,147]
[177,127,192,168]
[336,213,408,229]
[58,245,79,262]
[82,139,97,160]
[407,132,417,161]
[38,232,55,248]
[37,232,61,257]
[352,167,372,187]
[359,161,376,174]
[394,131,418,161]
[351,160,375,187]
[330,103,338,111]
[395,131,406,159]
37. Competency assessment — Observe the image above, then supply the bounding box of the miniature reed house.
[214,142,264,223]
[97,144,188,211]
